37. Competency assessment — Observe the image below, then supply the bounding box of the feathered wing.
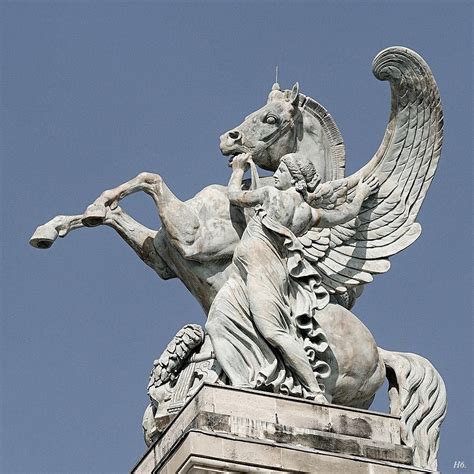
[301,47,443,295]
[309,179,348,210]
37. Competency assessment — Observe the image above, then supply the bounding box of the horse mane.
[298,93,346,181]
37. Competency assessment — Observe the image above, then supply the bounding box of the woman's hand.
[357,175,379,198]
[231,153,252,170]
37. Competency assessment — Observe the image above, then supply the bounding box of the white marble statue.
[30,47,446,470]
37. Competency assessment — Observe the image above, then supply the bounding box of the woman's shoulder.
[258,185,280,199]
[261,186,294,206]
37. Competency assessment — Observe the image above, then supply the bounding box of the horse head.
[220,83,302,172]
[220,83,346,181]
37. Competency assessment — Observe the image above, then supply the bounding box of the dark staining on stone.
[335,414,372,439]
[364,444,413,465]
[266,425,363,457]
[201,412,231,433]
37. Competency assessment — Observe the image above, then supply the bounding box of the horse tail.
[379,348,447,471]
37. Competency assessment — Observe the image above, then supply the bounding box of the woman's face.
[273,163,293,190]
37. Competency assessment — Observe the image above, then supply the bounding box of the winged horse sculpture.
[30,46,446,470]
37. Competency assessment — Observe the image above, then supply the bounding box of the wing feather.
[297,47,442,300]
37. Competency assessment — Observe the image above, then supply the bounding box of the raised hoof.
[82,203,107,227]
[29,225,58,249]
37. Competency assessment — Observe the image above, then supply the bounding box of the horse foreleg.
[81,172,164,226]
[82,172,202,260]
[29,207,175,280]
[30,214,85,249]
[103,207,175,280]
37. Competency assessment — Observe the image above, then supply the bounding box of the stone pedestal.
[131,384,435,473]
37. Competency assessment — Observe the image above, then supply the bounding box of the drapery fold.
[206,206,331,398]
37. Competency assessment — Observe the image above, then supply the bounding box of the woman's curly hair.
[281,154,321,201]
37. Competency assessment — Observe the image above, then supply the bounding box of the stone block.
[131,384,434,474]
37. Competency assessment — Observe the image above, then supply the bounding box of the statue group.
[30,47,446,471]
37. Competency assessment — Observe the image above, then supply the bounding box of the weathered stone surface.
[132,385,435,474]
[163,433,431,473]
[30,47,447,471]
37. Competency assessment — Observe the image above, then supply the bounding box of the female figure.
[206,153,378,402]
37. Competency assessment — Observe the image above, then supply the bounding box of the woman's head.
[275,154,321,197]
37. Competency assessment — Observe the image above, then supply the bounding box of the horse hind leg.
[356,394,376,410]
[315,303,385,408]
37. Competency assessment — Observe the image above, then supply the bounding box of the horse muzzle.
[219,130,247,156]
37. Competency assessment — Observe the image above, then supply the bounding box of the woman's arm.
[312,176,379,228]
[228,154,268,208]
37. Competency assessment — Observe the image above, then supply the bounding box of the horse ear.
[289,82,300,105]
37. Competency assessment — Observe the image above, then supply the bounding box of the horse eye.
[265,115,277,125]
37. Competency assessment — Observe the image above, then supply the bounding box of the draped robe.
[206,205,332,398]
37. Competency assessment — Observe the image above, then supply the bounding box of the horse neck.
[293,110,329,179]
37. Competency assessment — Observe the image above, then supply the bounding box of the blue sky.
[1,1,472,472]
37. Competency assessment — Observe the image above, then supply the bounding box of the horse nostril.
[228,130,241,141]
